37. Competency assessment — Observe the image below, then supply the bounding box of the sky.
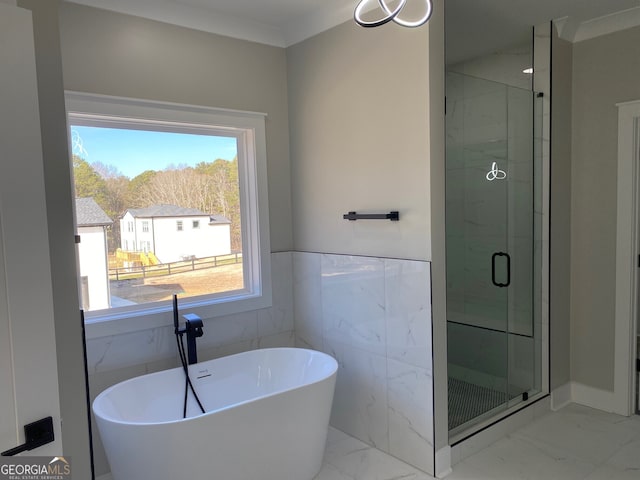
[70,125,238,179]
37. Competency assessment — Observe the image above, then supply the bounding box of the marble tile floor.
[446,403,640,480]
[316,427,433,480]
[99,403,639,480]
[318,403,640,480]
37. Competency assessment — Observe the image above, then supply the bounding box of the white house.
[75,197,112,311]
[120,204,232,264]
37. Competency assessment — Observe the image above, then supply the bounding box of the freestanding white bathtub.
[93,347,338,480]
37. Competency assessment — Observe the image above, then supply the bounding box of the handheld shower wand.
[172,295,205,417]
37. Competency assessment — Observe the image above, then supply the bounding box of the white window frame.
[66,91,272,339]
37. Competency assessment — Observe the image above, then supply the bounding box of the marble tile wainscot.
[293,252,435,474]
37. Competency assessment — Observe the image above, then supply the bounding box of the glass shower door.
[446,72,538,436]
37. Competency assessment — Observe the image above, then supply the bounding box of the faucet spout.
[183,313,204,365]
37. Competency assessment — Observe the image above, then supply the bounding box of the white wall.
[152,217,230,263]
[78,225,110,310]
[120,213,134,251]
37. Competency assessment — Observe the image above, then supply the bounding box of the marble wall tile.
[385,259,432,369]
[326,339,390,452]
[292,251,435,474]
[258,252,294,337]
[387,359,434,473]
[293,252,324,350]
[257,330,296,349]
[145,355,180,374]
[198,338,257,362]
[86,325,175,374]
[197,310,259,350]
[449,41,533,90]
[321,254,386,356]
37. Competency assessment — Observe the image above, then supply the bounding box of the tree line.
[73,155,241,253]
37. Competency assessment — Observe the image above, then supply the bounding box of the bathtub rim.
[92,347,338,427]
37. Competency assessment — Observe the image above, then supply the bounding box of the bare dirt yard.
[110,263,244,304]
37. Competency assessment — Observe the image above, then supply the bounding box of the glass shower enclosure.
[446,72,542,437]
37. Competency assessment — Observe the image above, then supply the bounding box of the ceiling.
[446,0,640,64]
[67,0,640,48]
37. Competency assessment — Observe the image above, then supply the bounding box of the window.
[66,92,271,332]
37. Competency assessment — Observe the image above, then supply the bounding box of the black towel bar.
[343,211,399,221]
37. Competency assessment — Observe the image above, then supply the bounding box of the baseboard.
[570,381,617,413]
[551,382,572,411]
[435,446,452,478]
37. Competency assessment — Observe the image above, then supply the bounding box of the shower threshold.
[449,389,548,445]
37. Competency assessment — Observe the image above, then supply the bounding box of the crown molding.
[67,0,287,47]
[574,6,640,43]
[282,3,355,47]
[67,0,362,48]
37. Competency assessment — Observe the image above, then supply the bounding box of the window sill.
[83,290,271,340]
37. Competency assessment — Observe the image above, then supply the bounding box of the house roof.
[208,215,232,225]
[126,204,208,218]
[75,198,112,227]
[125,204,231,224]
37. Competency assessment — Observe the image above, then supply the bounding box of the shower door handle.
[491,252,511,288]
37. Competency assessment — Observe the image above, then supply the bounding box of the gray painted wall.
[550,32,572,391]
[286,19,431,261]
[571,26,640,391]
[59,2,293,252]
[17,1,92,477]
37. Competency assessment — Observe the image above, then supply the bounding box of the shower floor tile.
[448,377,523,431]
